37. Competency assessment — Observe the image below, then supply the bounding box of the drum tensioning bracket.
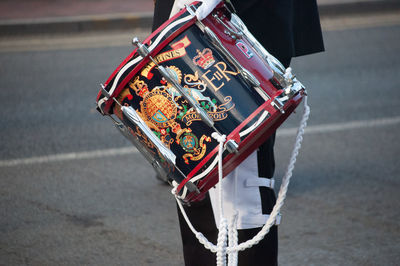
[225,139,239,154]
[212,13,243,40]
[100,84,177,165]
[272,97,285,114]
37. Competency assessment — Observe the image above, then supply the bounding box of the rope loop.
[211,132,226,143]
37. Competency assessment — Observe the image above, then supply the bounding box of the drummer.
[152,0,324,265]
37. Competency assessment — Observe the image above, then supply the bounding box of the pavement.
[0,0,400,36]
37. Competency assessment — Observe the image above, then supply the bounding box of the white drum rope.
[210,132,229,266]
[227,211,239,266]
[175,95,311,265]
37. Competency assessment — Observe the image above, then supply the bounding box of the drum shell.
[96,3,304,203]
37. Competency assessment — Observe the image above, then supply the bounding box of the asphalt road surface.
[1,12,399,266]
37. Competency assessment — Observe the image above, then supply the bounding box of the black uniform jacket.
[231,0,324,58]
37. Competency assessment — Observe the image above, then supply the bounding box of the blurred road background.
[1,0,399,265]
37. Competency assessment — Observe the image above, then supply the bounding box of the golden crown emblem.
[192,48,215,69]
[129,76,149,97]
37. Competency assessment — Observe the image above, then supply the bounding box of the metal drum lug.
[212,13,243,40]
[185,181,201,194]
[225,139,239,154]
[132,37,150,58]
[272,97,285,114]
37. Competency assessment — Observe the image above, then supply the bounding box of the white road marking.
[0,116,399,167]
[277,115,400,137]
[0,147,138,167]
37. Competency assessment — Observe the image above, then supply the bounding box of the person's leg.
[177,194,218,266]
[237,226,278,266]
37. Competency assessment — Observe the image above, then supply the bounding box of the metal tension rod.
[100,84,176,165]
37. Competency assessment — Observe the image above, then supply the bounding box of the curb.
[0,1,399,36]
[0,12,153,36]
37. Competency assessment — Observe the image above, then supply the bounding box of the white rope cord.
[175,95,311,264]
[216,218,228,266]
[211,133,226,220]
[176,197,217,248]
[228,166,239,266]
[228,212,239,266]
[211,132,229,266]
